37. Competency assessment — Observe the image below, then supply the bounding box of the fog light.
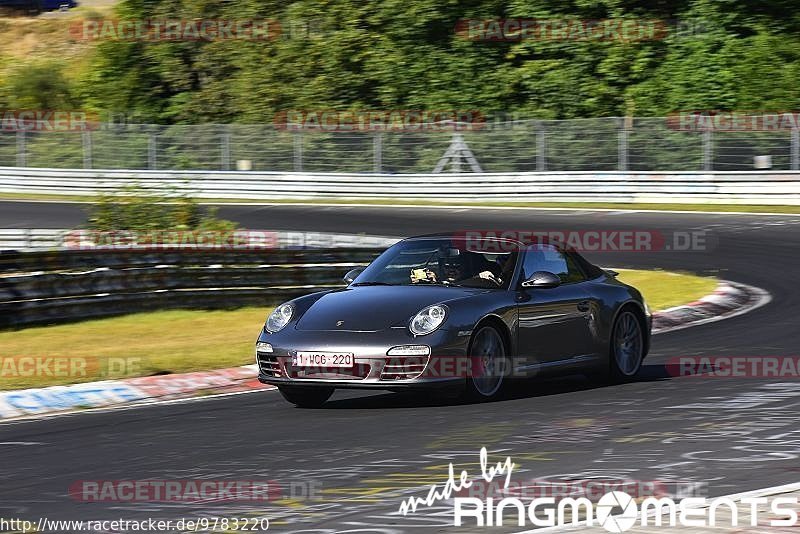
[387,345,430,356]
[256,342,273,353]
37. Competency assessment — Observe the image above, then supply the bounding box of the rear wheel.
[610,310,644,381]
[278,386,334,408]
[464,325,506,400]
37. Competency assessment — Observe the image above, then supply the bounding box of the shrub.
[87,185,238,238]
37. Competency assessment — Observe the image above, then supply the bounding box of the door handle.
[577,300,590,312]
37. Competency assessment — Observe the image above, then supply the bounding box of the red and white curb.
[651,280,771,334]
[0,364,274,421]
[0,280,770,422]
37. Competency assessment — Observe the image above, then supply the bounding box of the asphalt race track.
[1,201,799,533]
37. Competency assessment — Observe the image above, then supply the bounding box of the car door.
[515,244,594,369]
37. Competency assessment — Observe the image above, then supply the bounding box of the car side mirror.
[520,271,561,289]
[343,267,365,285]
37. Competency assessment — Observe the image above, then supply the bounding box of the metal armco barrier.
[0,248,384,327]
[1,167,800,204]
[0,229,399,252]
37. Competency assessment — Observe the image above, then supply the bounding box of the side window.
[521,245,586,284]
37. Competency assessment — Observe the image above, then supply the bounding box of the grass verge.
[0,308,267,390]
[615,269,717,310]
[0,269,718,390]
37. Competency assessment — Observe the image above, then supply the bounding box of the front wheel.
[278,386,334,408]
[464,325,507,401]
[610,310,644,381]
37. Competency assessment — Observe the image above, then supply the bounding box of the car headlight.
[409,305,447,336]
[266,303,294,333]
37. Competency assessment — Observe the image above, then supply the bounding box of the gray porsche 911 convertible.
[256,233,651,407]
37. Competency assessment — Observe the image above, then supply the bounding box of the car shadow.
[317,363,676,409]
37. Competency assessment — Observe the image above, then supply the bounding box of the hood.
[295,285,486,332]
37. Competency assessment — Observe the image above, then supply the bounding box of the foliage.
[4,1,800,125]
[87,185,237,232]
[70,0,800,123]
[3,61,77,110]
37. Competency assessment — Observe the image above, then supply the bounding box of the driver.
[410,251,502,287]
[442,253,466,283]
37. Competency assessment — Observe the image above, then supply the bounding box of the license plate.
[293,352,354,368]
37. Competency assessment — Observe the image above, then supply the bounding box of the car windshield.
[353,237,518,289]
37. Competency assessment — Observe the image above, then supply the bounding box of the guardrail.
[0,229,399,251]
[0,248,385,327]
[2,167,800,204]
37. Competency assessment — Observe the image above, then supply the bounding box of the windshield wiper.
[411,280,452,286]
[351,281,396,286]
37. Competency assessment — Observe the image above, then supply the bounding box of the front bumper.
[257,374,463,390]
[256,327,469,389]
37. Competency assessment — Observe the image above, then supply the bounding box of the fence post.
[293,132,303,172]
[792,128,799,170]
[221,130,231,171]
[536,121,546,171]
[703,129,713,171]
[16,130,26,167]
[618,117,629,171]
[373,132,382,173]
[82,130,93,169]
[452,133,462,173]
[148,133,157,170]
